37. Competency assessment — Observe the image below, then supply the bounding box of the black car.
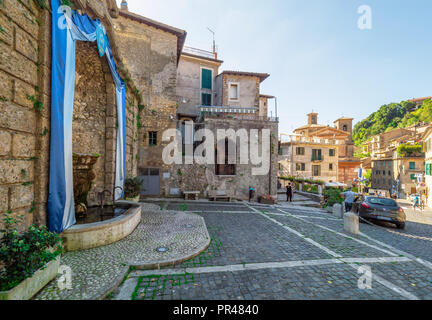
[352,196,406,230]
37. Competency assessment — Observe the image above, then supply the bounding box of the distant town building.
[279,113,360,185]
[362,126,427,198]
[423,127,432,208]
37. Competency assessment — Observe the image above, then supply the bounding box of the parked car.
[352,196,406,229]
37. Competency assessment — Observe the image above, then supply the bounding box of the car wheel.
[396,222,405,230]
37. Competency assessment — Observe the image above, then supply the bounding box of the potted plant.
[0,214,63,300]
[259,195,276,205]
[124,177,141,202]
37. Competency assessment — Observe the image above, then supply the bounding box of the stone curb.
[93,213,211,300]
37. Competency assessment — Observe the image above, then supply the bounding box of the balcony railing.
[311,155,324,162]
[200,106,258,114]
[287,136,341,145]
[182,46,216,59]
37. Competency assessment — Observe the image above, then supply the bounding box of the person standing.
[286,183,293,202]
[341,188,358,212]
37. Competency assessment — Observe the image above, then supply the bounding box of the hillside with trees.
[353,99,432,146]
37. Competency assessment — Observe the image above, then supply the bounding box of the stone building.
[371,154,425,198]
[0,0,181,231]
[279,113,359,185]
[423,127,432,208]
[279,135,339,183]
[362,126,426,198]
[113,4,187,197]
[173,47,279,200]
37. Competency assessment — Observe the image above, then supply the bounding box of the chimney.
[121,0,128,11]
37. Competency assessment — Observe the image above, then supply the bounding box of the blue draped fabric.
[48,0,126,233]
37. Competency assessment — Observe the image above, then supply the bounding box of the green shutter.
[201,93,212,106]
[409,162,415,170]
[410,174,416,180]
[427,164,431,176]
[201,69,212,89]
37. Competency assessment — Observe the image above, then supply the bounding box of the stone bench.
[208,190,233,202]
[183,191,200,200]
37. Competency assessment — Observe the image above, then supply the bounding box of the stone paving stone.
[268,214,389,258]
[285,208,432,265]
[131,264,403,300]
[367,261,432,300]
[34,203,210,300]
[167,211,332,270]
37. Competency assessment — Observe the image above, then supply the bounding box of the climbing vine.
[26,94,44,114]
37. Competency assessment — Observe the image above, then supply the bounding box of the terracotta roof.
[409,96,432,103]
[220,71,270,82]
[260,94,275,99]
[334,117,354,122]
[118,10,186,64]
[294,124,326,131]
[314,127,350,137]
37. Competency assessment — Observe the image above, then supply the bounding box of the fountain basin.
[61,201,142,252]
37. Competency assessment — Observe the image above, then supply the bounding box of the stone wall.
[0,0,140,231]
[0,0,50,231]
[176,54,220,114]
[219,74,260,108]
[165,118,279,200]
[73,40,139,206]
[113,15,180,195]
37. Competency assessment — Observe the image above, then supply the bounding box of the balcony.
[287,135,341,145]
[182,46,217,60]
[311,155,324,162]
[200,106,278,122]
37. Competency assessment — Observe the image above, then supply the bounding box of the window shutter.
[201,93,212,106]
[202,69,212,89]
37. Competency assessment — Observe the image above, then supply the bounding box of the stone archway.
[72,41,117,207]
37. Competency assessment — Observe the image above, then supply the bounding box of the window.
[409,162,416,170]
[342,125,348,132]
[201,68,212,90]
[410,174,416,180]
[296,147,305,155]
[229,83,239,100]
[149,131,157,146]
[329,163,334,171]
[427,164,431,176]
[383,171,386,176]
[215,139,236,176]
[388,171,391,176]
[201,93,212,106]
[296,163,306,171]
[329,149,336,157]
[312,149,322,161]
[312,165,321,177]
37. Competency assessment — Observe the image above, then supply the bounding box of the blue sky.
[116,0,432,134]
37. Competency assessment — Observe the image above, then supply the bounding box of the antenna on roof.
[207,28,217,56]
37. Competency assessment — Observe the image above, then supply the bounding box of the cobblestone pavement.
[114,200,432,300]
[35,203,210,300]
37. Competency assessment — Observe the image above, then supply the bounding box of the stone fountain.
[72,153,100,215]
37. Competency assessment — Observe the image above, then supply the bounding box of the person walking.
[341,188,358,213]
[286,183,293,202]
[249,186,256,202]
[412,194,420,211]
